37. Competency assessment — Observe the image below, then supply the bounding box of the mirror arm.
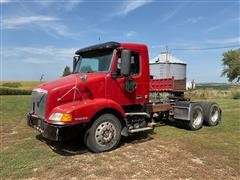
[111,72,123,79]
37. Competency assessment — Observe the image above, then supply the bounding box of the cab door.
[107,49,145,105]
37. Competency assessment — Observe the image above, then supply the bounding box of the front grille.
[31,89,47,118]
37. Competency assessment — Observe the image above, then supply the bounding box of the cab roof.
[75,41,120,55]
[75,41,148,55]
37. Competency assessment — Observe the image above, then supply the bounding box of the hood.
[35,73,107,118]
[36,73,106,92]
[37,74,77,92]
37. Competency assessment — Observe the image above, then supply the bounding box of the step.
[148,122,158,126]
[128,127,153,133]
[126,112,150,117]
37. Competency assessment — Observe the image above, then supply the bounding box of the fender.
[47,98,126,126]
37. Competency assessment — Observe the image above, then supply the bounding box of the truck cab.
[27,42,221,152]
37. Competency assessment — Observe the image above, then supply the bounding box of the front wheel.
[85,114,122,153]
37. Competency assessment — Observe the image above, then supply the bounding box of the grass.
[0,81,45,90]
[0,96,63,178]
[186,86,240,100]
[232,89,240,99]
[196,83,232,90]
[154,98,240,169]
[0,95,239,178]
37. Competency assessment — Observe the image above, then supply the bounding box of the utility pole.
[166,45,169,63]
[165,45,171,78]
[40,74,44,82]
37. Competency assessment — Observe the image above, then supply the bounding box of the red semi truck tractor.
[27,42,221,152]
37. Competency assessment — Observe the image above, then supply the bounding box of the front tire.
[85,114,122,153]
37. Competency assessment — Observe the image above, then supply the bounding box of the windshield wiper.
[86,71,96,73]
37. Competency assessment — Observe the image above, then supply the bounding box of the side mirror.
[73,56,79,72]
[120,49,131,76]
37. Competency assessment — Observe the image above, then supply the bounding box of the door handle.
[136,96,142,100]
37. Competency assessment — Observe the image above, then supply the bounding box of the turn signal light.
[49,113,72,122]
[61,114,72,122]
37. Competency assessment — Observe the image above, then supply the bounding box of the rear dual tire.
[185,103,204,130]
[176,102,221,130]
[201,102,221,126]
[176,103,204,130]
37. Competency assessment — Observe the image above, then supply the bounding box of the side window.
[130,52,140,76]
[117,51,140,76]
[116,57,121,75]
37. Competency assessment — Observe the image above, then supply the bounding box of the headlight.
[49,113,72,122]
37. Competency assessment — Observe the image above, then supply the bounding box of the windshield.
[74,50,114,73]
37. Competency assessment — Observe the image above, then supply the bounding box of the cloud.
[117,0,154,16]
[23,58,55,64]
[1,15,77,37]
[126,31,137,37]
[207,37,240,45]
[0,0,11,3]
[37,22,77,37]
[181,17,202,25]
[206,23,226,32]
[206,17,239,32]
[64,0,84,11]
[1,16,58,29]
[35,0,84,11]
[150,45,165,49]
[160,6,183,23]
[2,46,77,64]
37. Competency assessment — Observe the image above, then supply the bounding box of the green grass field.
[155,98,240,169]
[0,81,45,90]
[196,83,232,90]
[0,95,239,179]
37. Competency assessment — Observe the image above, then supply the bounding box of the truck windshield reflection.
[73,50,113,73]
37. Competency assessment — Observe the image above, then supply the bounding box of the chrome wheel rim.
[211,106,219,123]
[95,121,116,147]
[193,109,203,128]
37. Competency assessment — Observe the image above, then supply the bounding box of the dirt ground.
[26,133,239,180]
[1,96,239,179]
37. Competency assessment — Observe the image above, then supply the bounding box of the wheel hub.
[193,109,203,128]
[95,122,116,146]
[211,107,219,122]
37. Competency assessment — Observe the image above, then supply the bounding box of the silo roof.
[151,53,185,64]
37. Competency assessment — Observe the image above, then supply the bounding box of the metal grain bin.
[150,63,186,80]
[150,52,187,91]
[150,52,186,80]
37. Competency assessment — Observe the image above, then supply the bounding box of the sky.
[1,0,239,83]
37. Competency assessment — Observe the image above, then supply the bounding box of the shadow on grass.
[36,134,88,156]
[36,131,155,156]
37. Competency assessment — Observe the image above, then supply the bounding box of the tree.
[62,66,71,77]
[221,49,240,83]
[80,65,93,73]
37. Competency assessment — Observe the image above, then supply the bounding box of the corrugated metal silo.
[150,52,186,79]
[150,52,187,91]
